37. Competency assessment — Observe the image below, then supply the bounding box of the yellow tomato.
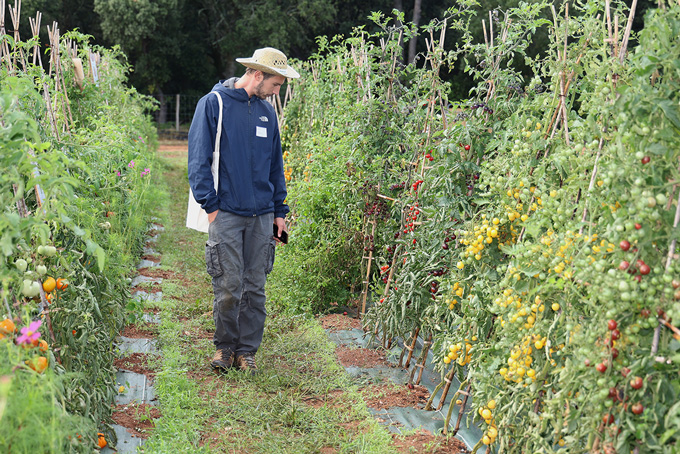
[42,277,56,293]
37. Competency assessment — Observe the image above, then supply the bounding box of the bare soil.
[131,284,162,293]
[336,345,391,368]
[392,429,469,453]
[361,384,430,410]
[319,313,362,331]
[111,403,161,439]
[121,323,158,339]
[113,353,156,379]
[137,267,177,279]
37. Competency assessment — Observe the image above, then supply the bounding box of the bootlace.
[241,354,257,368]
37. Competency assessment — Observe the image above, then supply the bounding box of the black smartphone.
[273,223,288,244]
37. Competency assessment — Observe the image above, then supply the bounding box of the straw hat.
[236,47,300,79]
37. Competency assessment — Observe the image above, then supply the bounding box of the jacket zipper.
[248,99,256,216]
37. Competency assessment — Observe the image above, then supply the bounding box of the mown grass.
[139,145,399,453]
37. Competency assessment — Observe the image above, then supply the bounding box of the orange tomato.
[97,433,107,448]
[38,339,49,352]
[0,318,16,334]
[42,277,56,293]
[56,278,68,290]
[27,356,48,373]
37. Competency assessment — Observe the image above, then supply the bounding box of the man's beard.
[254,80,269,100]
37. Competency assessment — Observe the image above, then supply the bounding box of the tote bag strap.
[209,91,223,190]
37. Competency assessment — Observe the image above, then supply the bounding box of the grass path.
[137,142,402,453]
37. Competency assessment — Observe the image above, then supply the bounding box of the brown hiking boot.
[235,352,258,374]
[211,348,234,372]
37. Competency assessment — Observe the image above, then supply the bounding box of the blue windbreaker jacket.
[187,78,289,219]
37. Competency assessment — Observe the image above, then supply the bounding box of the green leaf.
[0,234,15,256]
[657,99,680,132]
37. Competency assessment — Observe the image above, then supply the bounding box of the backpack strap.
[209,91,223,190]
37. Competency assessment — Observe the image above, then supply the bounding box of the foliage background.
[10,0,660,98]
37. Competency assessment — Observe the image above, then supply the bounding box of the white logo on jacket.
[259,116,269,122]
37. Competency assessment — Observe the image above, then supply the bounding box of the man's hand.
[208,210,218,223]
[274,217,287,243]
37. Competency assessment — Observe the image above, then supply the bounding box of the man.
[187,47,299,374]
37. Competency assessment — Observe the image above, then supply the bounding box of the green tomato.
[22,279,41,297]
[36,265,47,276]
[655,193,668,206]
[15,259,28,273]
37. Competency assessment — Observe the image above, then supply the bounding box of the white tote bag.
[186,91,223,233]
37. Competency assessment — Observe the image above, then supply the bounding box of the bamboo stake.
[605,1,613,56]
[451,385,473,435]
[578,138,605,235]
[482,19,488,49]
[42,81,60,141]
[360,219,377,316]
[424,378,445,411]
[436,364,457,410]
[13,184,29,217]
[559,74,570,145]
[618,0,638,64]
[444,382,470,435]
[29,11,42,68]
[0,0,10,71]
[403,326,420,368]
[398,321,419,367]
[489,10,494,49]
[57,42,74,131]
[413,334,432,385]
[614,15,619,58]
[48,24,72,133]
[9,0,27,71]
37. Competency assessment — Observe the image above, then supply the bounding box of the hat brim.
[236,58,300,79]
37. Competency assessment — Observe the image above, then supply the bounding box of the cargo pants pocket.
[264,238,276,275]
[205,240,223,278]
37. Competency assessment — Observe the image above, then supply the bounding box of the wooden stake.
[482,19,488,49]
[9,0,27,71]
[410,334,432,385]
[29,11,42,68]
[489,10,494,49]
[579,138,605,235]
[360,219,377,316]
[403,326,420,368]
[618,0,638,63]
[436,365,457,410]
[42,81,60,141]
[605,1,613,56]
[614,15,619,58]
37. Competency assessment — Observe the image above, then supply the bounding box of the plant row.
[1,26,157,452]
[273,1,680,453]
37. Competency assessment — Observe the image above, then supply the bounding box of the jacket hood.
[212,78,249,101]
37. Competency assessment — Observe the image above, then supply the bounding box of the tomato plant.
[276,1,680,452]
[1,27,156,452]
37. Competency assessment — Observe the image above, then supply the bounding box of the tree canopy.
[8,0,660,97]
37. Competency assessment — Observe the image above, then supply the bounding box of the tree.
[93,0,183,94]
[197,0,338,78]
